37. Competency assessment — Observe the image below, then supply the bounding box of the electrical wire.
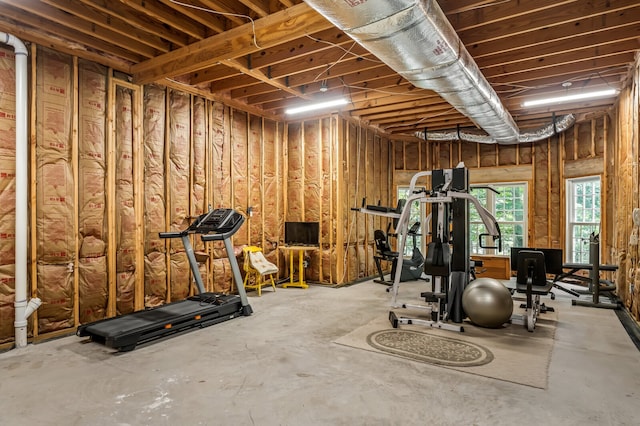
[305,34,383,64]
[313,42,357,82]
[170,0,261,49]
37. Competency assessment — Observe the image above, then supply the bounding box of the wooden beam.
[160,0,227,34]
[468,8,640,58]
[221,59,312,99]
[42,0,172,53]
[0,3,143,63]
[0,16,133,72]
[76,0,190,46]
[458,0,639,46]
[446,0,576,31]
[131,3,333,85]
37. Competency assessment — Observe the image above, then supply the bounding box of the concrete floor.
[1,279,639,426]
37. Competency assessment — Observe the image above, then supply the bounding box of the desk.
[280,246,318,289]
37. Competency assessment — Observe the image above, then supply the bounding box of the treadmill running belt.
[77,294,242,351]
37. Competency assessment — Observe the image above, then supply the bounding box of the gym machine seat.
[512,250,554,332]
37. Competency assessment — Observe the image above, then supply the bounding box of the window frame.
[565,175,601,263]
[397,186,426,257]
[469,181,528,256]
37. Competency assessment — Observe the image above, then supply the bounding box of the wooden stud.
[29,44,38,337]
[164,88,172,303]
[590,119,596,158]
[188,94,196,295]
[573,122,578,161]
[72,56,80,325]
[131,83,145,311]
[329,116,334,283]
[261,117,266,251]
[205,100,212,292]
[106,70,116,316]
[282,121,289,227]
[301,119,306,220]
[229,108,236,292]
[245,111,251,244]
[318,118,324,282]
[450,141,454,168]
[602,116,608,263]
[559,131,566,256]
[277,119,283,276]
[547,138,552,247]
[335,117,345,284]
[529,143,536,247]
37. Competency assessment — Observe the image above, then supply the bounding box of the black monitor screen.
[285,222,319,246]
[510,247,563,275]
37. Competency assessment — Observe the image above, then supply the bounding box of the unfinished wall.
[0,45,288,347]
[612,55,640,319]
[284,116,393,284]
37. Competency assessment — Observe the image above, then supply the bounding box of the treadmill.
[77,208,253,352]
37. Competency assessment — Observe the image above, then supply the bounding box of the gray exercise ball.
[462,277,514,328]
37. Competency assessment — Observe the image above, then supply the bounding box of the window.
[397,187,425,257]
[566,176,601,263]
[469,183,527,256]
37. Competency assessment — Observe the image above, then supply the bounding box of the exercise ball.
[462,277,514,328]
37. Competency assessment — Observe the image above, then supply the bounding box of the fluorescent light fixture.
[285,98,348,115]
[522,89,618,107]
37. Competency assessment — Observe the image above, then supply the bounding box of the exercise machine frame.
[360,166,502,332]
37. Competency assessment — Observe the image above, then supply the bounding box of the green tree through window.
[470,184,527,256]
[567,177,601,263]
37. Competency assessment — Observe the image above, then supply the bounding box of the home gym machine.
[77,208,252,351]
[387,166,501,332]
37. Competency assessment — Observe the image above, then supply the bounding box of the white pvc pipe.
[1,32,40,348]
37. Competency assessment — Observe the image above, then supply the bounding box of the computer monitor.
[510,247,563,276]
[284,222,319,246]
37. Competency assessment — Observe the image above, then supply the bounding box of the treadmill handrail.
[159,231,184,239]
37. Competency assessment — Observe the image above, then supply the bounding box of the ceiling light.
[285,98,348,115]
[522,89,618,107]
[319,80,328,92]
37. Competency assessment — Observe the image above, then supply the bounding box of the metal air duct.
[304,0,570,144]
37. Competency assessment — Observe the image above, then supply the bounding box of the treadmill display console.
[190,208,242,234]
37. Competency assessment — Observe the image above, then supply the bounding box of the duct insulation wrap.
[416,114,575,144]
[304,0,520,144]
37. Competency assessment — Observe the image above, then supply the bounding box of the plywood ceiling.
[0,0,638,136]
